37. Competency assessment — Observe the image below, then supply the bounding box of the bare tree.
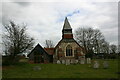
[110,44,117,53]
[2,21,34,61]
[75,28,92,53]
[75,27,106,54]
[93,29,105,53]
[99,39,110,53]
[44,40,54,48]
[118,45,120,53]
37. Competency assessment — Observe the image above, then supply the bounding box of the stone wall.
[53,41,85,63]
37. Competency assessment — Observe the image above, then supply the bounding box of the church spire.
[62,17,73,39]
[63,17,72,29]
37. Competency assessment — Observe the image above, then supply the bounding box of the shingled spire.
[63,17,72,29]
[62,17,73,39]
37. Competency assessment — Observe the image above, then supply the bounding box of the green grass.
[2,59,119,78]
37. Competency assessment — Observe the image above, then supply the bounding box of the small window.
[66,45,72,56]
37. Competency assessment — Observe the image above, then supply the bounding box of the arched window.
[66,45,72,56]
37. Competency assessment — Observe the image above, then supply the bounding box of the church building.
[28,17,85,63]
[53,17,85,63]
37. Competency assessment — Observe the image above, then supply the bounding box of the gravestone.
[93,61,99,69]
[70,59,74,64]
[87,58,91,64]
[75,60,79,64]
[103,61,109,69]
[62,60,65,64]
[71,59,76,64]
[33,66,41,71]
[66,59,70,65]
[78,60,81,64]
[78,56,81,60]
[57,60,61,64]
[80,58,85,64]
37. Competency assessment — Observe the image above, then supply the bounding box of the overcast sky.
[0,0,119,49]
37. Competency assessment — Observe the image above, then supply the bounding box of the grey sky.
[1,1,118,49]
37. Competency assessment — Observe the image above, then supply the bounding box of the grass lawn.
[2,59,119,78]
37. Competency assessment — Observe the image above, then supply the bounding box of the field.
[2,59,119,79]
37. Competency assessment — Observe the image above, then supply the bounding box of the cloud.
[2,0,119,2]
[1,2,118,48]
[14,2,31,6]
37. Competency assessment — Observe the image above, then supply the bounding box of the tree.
[44,40,54,48]
[75,28,94,53]
[100,40,110,53]
[110,44,117,53]
[74,27,106,54]
[92,29,105,53]
[2,21,34,62]
[118,45,120,53]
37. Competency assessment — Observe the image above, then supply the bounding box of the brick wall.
[63,34,73,38]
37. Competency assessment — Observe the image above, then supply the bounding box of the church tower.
[62,17,73,39]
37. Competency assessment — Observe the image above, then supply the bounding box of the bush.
[85,50,94,59]
[2,56,21,66]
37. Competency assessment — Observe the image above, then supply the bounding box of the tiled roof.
[44,48,55,55]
